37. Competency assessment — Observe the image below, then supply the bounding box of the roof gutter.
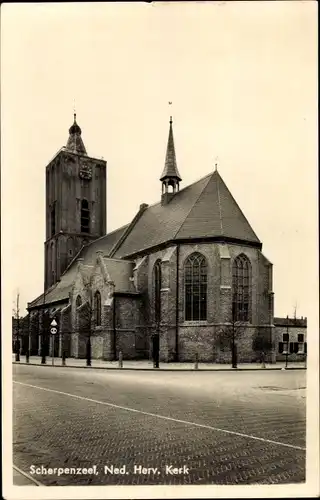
[121,236,262,261]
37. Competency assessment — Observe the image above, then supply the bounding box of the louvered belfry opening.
[81,199,90,233]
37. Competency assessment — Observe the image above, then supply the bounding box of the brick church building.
[26,115,307,363]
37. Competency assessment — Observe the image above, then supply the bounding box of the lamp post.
[50,318,58,366]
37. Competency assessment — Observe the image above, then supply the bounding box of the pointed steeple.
[66,113,87,155]
[160,117,182,205]
[160,116,182,182]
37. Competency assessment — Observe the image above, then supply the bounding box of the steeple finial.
[168,101,173,124]
[66,111,87,155]
[160,114,182,183]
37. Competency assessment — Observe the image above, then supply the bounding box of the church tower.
[44,114,107,290]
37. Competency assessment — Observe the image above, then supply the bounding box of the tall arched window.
[76,295,82,329]
[232,254,251,322]
[81,199,90,233]
[184,252,207,321]
[94,291,101,326]
[154,260,162,324]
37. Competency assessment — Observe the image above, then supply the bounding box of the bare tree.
[215,318,246,368]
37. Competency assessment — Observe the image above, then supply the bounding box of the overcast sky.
[2,1,317,321]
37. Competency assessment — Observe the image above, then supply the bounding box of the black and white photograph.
[2,2,318,499]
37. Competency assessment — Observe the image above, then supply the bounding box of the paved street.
[13,364,306,486]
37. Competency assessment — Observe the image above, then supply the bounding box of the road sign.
[51,319,57,327]
[50,327,57,335]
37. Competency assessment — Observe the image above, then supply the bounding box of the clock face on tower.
[79,160,92,180]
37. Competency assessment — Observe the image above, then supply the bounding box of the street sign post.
[50,319,58,366]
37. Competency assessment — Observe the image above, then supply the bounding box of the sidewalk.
[12,355,306,371]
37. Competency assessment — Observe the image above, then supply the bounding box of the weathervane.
[214,156,219,171]
[168,101,173,123]
[73,99,76,120]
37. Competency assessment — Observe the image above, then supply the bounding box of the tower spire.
[160,112,182,205]
[66,112,87,155]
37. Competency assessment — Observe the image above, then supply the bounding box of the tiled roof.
[28,265,77,308]
[113,170,260,258]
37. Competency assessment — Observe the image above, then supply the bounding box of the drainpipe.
[175,244,180,361]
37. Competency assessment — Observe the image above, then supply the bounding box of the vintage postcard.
[2,1,319,499]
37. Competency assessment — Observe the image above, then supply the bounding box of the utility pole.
[285,315,289,369]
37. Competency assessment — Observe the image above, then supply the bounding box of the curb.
[12,362,306,372]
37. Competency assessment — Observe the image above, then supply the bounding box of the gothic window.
[184,252,207,321]
[154,260,162,324]
[232,254,251,322]
[76,295,82,329]
[51,203,56,237]
[81,199,90,233]
[94,291,101,326]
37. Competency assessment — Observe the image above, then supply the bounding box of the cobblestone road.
[13,365,306,486]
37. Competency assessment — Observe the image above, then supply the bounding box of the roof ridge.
[109,204,149,258]
[172,173,212,240]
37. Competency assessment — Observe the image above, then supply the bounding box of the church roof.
[160,117,182,181]
[29,170,260,309]
[112,169,261,258]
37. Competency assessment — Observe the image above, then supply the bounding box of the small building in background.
[274,317,307,362]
